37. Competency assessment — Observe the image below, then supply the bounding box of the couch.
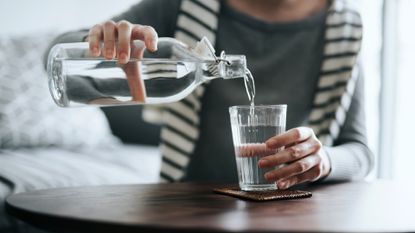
[0,33,162,232]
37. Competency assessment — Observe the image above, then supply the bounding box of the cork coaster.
[213,186,312,201]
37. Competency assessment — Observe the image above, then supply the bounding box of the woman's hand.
[259,127,331,189]
[85,20,157,102]
[87,20,158,64]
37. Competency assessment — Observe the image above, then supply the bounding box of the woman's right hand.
[87,20,158,64]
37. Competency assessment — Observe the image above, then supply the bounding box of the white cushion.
[0,33,120,148]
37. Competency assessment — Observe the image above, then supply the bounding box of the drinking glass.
[229,105,287,191]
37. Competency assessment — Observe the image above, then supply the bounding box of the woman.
[50,0,373,188]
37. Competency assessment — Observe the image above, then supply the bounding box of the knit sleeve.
[324,65,375,181]
[43,0,181,67]
[111,0,180,37]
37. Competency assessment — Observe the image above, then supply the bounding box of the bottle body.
[47,38,246,107]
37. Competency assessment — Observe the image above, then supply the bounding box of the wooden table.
[5,181,415,233]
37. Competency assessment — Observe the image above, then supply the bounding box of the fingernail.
[152,39,158,51]
[264,173,273,180]
[106,49,113,57]
[278,181,288,189]
[265,140,275,148]
[258,159,269,168]
[92,47,99,55]
[119,53,127,62]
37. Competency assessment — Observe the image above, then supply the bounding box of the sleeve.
[43,0,181,67]
[323,65,375,181]
[110,0,181,37]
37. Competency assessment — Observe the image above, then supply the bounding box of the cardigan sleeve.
[43,0,180,68]
[324,65,375,181]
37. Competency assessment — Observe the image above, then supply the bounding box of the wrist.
[319,146,332,181]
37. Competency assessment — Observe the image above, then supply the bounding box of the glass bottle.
[47,37,247,107]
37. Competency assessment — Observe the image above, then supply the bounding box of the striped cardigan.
[143,0,363,182]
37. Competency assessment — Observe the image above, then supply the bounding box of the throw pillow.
[0,33,120,148]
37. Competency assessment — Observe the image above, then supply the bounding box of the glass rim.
[229,104,287,111]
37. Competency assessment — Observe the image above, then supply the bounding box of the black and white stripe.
[175,0,219,46]
[138,61,179,84]
[158,0,220,182]
[309,1,362,146]
[142,0,363,182]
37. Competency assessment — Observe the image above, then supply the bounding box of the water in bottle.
[47,37,248,107]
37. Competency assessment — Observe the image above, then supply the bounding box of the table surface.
[6,181,415,233]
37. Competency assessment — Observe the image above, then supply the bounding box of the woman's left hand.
[258,127,331,189]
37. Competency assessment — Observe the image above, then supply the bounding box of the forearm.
[324,142,374,181]
[54,30,89,43]
[43,0,179,68]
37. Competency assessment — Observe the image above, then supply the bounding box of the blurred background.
[0,0,414,181]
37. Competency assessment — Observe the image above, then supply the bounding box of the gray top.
[188,2,328,182]
[48,0,373,182]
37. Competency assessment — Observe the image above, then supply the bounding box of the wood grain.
[6,181,415,233]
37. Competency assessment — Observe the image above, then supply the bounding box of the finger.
[259,137,322,168]
[88,24,103,57]
[103,20,117,60]
[131,25,158,52]
[277,164,324,189]
[264,154,321,182]
[123,62,147,102]
[266,127,313,149]
[130,42,145,59]
[116,20,132,64]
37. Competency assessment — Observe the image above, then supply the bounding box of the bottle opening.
[219,54,246,79]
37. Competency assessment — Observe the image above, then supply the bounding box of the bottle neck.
[217,54,247,79]
[193,38,246,80]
